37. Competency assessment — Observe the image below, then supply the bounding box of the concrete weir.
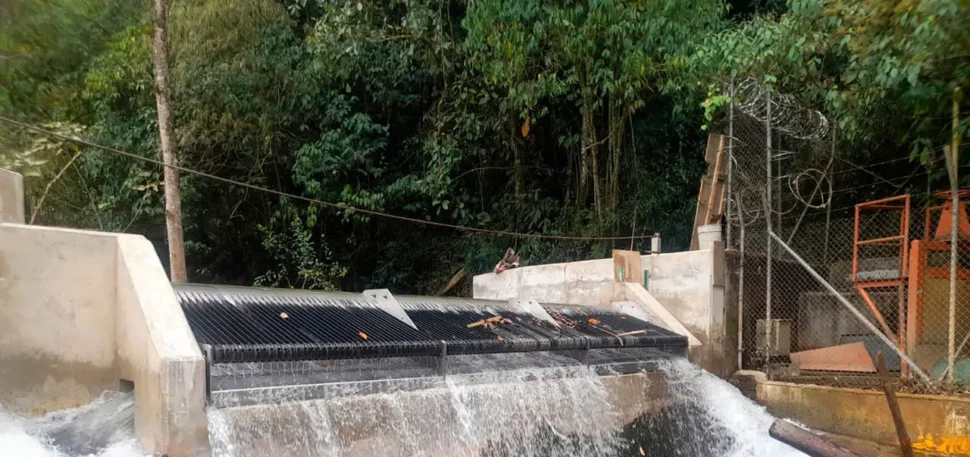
[0,223,686,456]
[206,371,667,457]
[0,169,709,457]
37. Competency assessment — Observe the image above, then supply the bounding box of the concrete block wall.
[0,223,208,456]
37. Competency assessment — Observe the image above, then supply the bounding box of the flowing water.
[0,359,804,457]
[0,392,145,457]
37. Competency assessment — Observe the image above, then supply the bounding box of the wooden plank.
[875,352,914,457]
[789,342,876,372]
[704,133,725,165]
[435,267,467,296]
[612,250,643,285]
[690,180,712,250]
[692,134,727,249]
[705,135,726,223]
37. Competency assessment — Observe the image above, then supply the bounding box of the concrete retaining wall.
[0,223,208,456]
[0,224,119,414]
[472,244,737,377]
[115,235,209,456]
[758,381,970,456]
[473,258,620,306]
[641,244,735,376]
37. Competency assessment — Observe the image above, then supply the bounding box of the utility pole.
[151,0,187,282]
[945,87,962,382]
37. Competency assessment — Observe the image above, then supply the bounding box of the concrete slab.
[0,168,24,224]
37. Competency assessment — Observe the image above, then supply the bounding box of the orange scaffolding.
[852,195,910,352]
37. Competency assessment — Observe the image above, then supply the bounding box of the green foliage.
[8,0,964,295]
[254,206,347,290]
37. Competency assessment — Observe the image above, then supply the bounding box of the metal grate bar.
[176,284,688,364]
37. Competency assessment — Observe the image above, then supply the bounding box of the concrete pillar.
[0,168,25,224]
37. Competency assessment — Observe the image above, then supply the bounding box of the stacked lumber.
[690,134,728,250]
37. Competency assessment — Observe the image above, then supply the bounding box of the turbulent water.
[207,354,625,457]
[0,392,145,457]
[0,359,805,457]
[645,359,805,457]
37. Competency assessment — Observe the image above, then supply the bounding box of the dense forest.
[1,0,967,293]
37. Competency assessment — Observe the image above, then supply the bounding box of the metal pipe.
[765,92,773,360]
[769,231,931,381]
[769,420,863,457]
[776,133,783,236]
[727,77,743,371]
[856,235,906,246]
[901,196,911,377]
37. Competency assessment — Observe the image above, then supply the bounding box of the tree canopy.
[1,0,967,294]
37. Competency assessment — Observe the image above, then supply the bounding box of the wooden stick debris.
[467,316,507,328]
[875,352,914,457]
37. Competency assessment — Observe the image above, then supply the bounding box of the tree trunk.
[152,0,187,283]
[511,118,524,200]
[581,95,600,212]
[606,97,626,212]
[578,114,590,207]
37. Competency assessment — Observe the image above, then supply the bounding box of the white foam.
[0,392,146,457]
[658,358,807,457]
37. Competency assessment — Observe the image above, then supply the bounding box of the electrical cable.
[0,115,654,241]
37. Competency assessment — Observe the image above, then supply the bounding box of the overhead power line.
[0,115,653,241]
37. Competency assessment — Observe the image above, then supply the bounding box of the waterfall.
[0,357,804,457]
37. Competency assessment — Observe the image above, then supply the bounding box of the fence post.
[726,78,743,370]
[823,128,835,264]
[737,186,746,370]
[946,87,962,382]
[764,92,773,362]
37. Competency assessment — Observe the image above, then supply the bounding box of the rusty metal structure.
[851,195,910,372]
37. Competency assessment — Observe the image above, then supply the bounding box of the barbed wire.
[734,78,830,141]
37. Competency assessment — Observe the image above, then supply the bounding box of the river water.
[0,359,803,457]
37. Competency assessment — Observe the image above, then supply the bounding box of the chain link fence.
[724,78,969,393]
